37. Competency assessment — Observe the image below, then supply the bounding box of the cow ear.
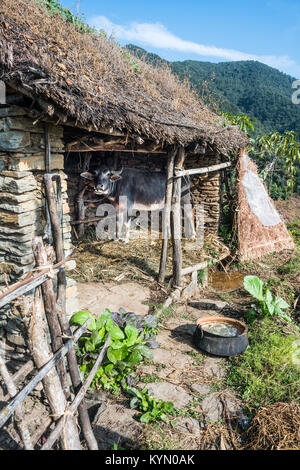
[110,174,122,182]
[80,172,94,181]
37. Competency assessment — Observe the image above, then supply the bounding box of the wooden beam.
[67,144,167,154]
[174,161,231,178]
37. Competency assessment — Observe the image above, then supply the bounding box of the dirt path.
[79,282,245,450]
[77,281,151,317]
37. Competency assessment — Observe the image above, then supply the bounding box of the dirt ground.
[275,195,300,224]
[76,282,151,317]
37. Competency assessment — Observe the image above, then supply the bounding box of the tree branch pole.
[158,148,176,283]
[43,174,98,450]
[171,147,185,287]
[30,288,81,450]
[0,355,33,450]
[0,319,91,429]
[41,334,111,451]
[43,174,66,312]
[0,255,72,309]
[32,237,69,399]
[174,161,231,177]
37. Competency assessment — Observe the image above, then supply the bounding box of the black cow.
[81,166,195,242]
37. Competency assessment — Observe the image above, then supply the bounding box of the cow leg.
[116,197,132,242]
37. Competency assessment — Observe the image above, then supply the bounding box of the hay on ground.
[244,402,300,450]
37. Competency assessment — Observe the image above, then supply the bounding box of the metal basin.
[193,316,249,357]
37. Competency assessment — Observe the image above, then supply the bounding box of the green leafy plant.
[243,275,292,322]
[128,387,176,423]
[70,309,155,394]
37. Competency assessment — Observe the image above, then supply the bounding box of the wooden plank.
[174,161,231,178]
[0,319,91,429]
[41,334,111,450]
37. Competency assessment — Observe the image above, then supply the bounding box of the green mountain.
[125,44,300,137]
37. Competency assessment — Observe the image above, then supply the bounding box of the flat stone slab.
[152,348,193,370]
[202,357,226,379]
[77,281,150,317]
[144,382,193,408]
[201,394,223,422]
[175,417,201,435]
[93,402,143,450]
[190,383,212,395]
[155,331,195,353]
[201,391,243,423]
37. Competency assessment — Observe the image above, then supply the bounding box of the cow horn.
[111,168,123,175]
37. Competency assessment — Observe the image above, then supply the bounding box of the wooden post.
[171,147,185,287]
[32,237,69,399]
[30,288,81,450]
[43,174,66,313]
[41,334,111,451]
[77,152,92,237]
[43,175,98,450]
[0,356,33,450]
[158,148,176,283]
[44,123,51,173]
[77,185,89,237]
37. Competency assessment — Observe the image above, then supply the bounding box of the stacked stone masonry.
[0,106,78,356]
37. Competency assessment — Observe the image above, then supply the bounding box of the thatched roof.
[0,0,248,154]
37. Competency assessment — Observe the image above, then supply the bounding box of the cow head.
[80,166,123,195]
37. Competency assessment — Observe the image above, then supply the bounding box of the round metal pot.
[193,316,249,357]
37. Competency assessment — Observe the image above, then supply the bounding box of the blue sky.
[60,0,300,78]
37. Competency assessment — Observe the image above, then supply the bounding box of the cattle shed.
[0,0,250,354]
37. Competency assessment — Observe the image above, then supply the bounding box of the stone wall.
[0,106,78,363]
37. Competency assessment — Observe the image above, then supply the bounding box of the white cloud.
[90,15,300,77]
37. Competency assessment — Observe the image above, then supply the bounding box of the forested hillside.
[126,45,300,137]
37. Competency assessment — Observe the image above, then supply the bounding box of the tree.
[222,113,300,197]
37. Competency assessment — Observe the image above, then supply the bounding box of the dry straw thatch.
[0,0,248,153]
[237,151,295,261]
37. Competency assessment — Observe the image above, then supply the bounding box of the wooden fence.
[0,174,110,450]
